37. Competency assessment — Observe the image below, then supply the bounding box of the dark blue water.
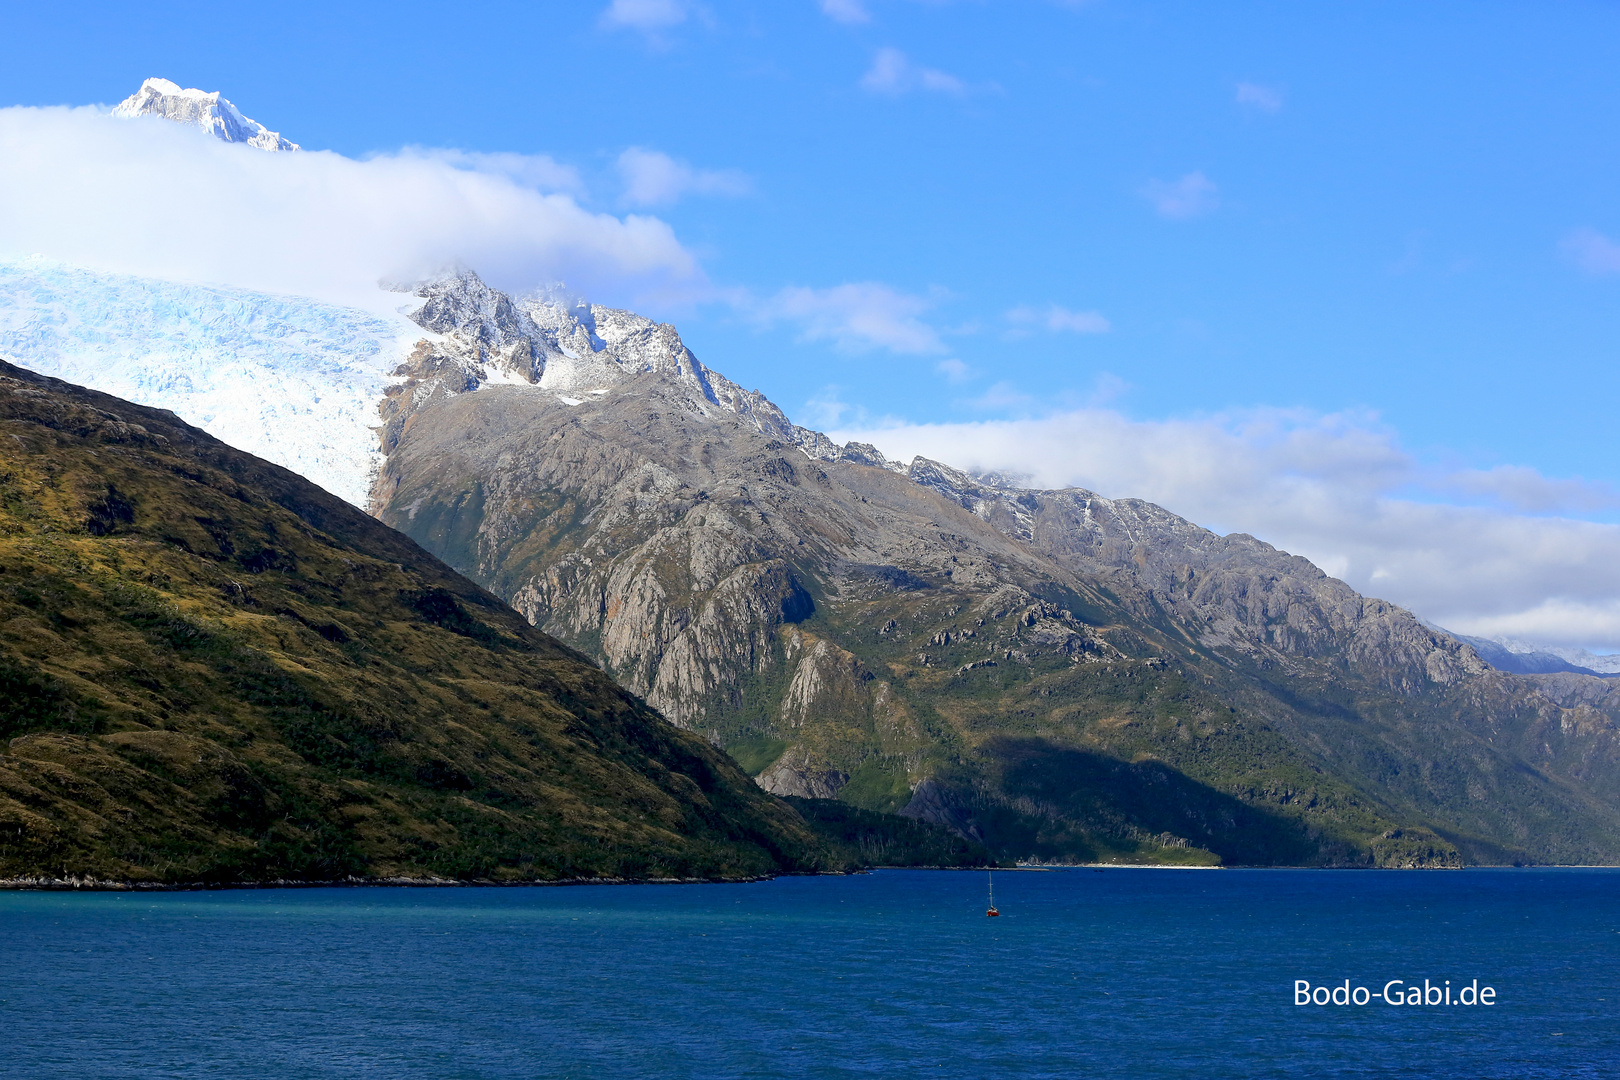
[1,868,1616,1078]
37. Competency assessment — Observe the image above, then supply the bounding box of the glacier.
[0,257,893,510]
[0,256,420,506]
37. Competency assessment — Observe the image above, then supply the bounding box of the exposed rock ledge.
[755,749,849,799]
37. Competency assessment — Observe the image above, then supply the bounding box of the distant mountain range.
[5,81,1620,868]
[1447,634,1620,677]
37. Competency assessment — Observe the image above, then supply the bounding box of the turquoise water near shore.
[2,868,1616,1078]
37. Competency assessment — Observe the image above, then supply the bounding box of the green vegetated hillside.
[0,359,860,885]
[759,569,1607,869]
[782,796,991,868]
[697,560,1459,869]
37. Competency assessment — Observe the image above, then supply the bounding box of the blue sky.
[5,0,1620,646]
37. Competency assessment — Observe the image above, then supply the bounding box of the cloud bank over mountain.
[0,105,703,313]
[831,407,1620,651]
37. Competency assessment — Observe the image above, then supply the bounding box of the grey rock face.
[756,748,849,799]
[369,270,1620,866]
[905,458,1490,691]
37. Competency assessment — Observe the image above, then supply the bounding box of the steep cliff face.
[370,271,1620,867]
[376,372,1071,728]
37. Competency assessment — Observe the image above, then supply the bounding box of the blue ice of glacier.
[0,256,420,507]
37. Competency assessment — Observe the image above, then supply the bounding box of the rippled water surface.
[2,868,1616,1078]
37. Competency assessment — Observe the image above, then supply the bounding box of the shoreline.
[5,863,1614,892]
[0,874,782,892]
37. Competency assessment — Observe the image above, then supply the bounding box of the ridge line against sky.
[1,0,1618,649]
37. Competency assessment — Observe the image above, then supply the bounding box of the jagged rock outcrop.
[370,271,901,509]
[368,271,1620,867]
[757,749,849,800]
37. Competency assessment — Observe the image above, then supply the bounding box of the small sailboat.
[986,869,1000,917]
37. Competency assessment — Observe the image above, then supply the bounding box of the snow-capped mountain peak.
[112,77,300,152]
[382,269,858,466]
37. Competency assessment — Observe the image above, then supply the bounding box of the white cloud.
[820,0,870,24]
[1456,597,1620,650]
[1443,465,1619,515]
[1562,228,1620,275]
[1007,304,1110,334]
[410,148,585,195]
[1141,171,1219,220]
[803,386,858,429]
[828,406,1620,651]
[617,147,751,207]
[600,0,690,30]
[1235,82,1283,113]
[1087,372,1129,405]
[967,381,1036,411]
[935,358,971,383]
[749,282,944,353]
[860,47,967,96]
[0,106,704,314]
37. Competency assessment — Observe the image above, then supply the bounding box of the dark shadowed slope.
[0,359,834,884]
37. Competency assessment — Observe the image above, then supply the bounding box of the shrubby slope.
[0,360,833,884]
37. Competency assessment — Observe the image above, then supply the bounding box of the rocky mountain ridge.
[370,270,1620,867]
[380,270,1488,691]
[375,270,870,479]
